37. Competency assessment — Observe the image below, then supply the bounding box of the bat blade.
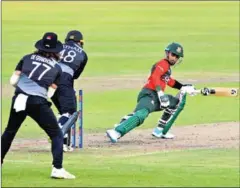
[210,87,239,97]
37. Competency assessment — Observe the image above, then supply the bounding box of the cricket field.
[1,1,239,187]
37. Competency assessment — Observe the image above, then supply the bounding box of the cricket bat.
[195,87,239,97]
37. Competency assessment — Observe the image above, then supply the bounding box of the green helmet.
[165,42,184,57]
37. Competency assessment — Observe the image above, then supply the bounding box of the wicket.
[71,89,83,148]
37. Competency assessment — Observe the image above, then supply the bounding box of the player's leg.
[52,87,77,152]
[51,90,62,115]
[57,113,72,151]
[27,97,75,179]
[113,88,160,127]
[51,89,69,148]
[59,89,76,151]
[152,91,187,139]
[1,96,27,164]
[106,88,159,143]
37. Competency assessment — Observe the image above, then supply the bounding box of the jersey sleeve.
[151,62,169,91]
[73,52,88,79]
[15,59,24,71]
[168,77,183,90]
[167,77,176,87]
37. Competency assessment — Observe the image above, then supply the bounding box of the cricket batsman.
[106,42,197,143]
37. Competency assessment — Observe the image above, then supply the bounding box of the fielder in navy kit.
[51,30,88,151]
[1,32,75,179]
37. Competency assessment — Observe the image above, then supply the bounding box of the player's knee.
[61,105,77,115]
[68,109,77,115]
[120,113,134,123]
[49,128,63,140]
[134,108,149,124]
[61,112,72,118]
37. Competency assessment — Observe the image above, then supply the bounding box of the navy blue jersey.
[58,41,88,80]
[15,53,62,98]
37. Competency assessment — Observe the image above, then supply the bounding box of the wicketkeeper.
[51,30,88,152]
[106,42,197,142]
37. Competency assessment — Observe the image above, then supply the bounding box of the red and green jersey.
[143,59,176,92]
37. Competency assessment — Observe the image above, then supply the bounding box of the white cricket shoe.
[63,144,74,152]
[152,127,175,139]
[51,167,76,179]
[63,144,69,152]
[161,132,175,139]
[67,146,74,152]
[106,129,121,143]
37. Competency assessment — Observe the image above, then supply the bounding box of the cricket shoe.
[152,127,175,139]
[63,144,74,152]
[67,146,74,152]
[106,129,121,143]
[51,167,76,179]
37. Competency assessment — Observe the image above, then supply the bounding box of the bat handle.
[209,88,216,94]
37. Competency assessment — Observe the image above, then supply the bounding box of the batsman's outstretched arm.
[192,87,212,96]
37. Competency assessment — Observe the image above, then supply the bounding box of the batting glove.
[201,87,210,96]
[157,91,170,109]
[181,85,197,96]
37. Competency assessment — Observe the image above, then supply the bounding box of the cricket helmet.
[65,30,84,45]
[165,42,184,58]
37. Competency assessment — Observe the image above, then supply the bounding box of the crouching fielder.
[106,42,196,143]
[51,30,88,152]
